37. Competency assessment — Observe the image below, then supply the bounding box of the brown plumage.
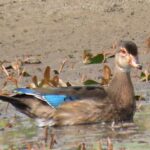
[0,40,142,126]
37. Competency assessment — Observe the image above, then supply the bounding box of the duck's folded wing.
[35,85,107,99]
[14,88,78,108]
[51,99,114,126]
[14,85,107,108]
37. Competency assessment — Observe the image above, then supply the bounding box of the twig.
[1,65,9,76]
[49,133,57,149]
[107,137,113,150]
[59,59,67,73]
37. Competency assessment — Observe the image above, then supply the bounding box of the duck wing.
[14,85,107,108]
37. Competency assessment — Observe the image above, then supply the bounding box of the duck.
[0,41,142,127]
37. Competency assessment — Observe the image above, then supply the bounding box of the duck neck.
[107,66,135,111]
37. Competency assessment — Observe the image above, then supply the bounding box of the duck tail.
[0,95,29,110]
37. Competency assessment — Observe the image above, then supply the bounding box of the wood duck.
[0,41,142,127]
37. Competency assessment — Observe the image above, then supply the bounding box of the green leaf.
[140,72,145,78]
[89,54,105,64]
[83,79,99,85]
[140,72,150,81]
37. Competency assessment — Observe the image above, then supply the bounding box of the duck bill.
[129,55,142,70]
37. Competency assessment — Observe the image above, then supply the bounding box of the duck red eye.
[121,50,126,54]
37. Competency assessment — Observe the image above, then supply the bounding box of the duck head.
[115,41,142,72]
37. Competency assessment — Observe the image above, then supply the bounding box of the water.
[0,85,150,149]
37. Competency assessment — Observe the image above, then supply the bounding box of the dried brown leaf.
[58,79,68,87]
[103,65,112,81]
[100,65,112,85]
[32,76,39,87]
[83,50,105,64]
[38,79,46,88]
[51,76,59,87]
[83,50,93,64]
[44,66,51,82]
[66,82,72,87]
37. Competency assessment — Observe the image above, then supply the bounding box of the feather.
[13,88,78,108]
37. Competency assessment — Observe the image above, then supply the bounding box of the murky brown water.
[0,86,150,150]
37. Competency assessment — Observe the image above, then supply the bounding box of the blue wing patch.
[42,95,77,107]
[13,88,78,108]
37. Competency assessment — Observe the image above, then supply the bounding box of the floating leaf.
[135,95,145,101]
[140,70,150,81]
[51,76,59,87]
[21,71,31,77]
[89,54,105,64]
[58,79,71,87]
[103,65,111,80]
[83,50,106,64]
[53,70,59,75]
[66,82,72,87]
[83,50,93,64]
[83,79,99,85]
[38,79,45,88]
[140,72,145,78]
[28,66,67,88]
[101,65,112,85]
[44,66,51,82]
[32,76,39,87]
